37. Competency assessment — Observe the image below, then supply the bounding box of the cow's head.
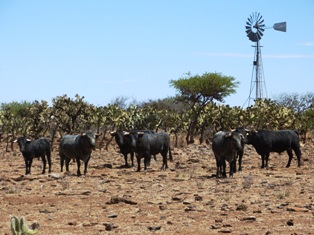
[225,131,243,151]
[81,131,99,150]
[14,137,32,153]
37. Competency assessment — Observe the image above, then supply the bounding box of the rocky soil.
[0,135,313,234]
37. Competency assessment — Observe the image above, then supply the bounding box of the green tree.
[0,101,31,151]
[170,72,239,144]
[275,92,314,141]
[51,94,91,134]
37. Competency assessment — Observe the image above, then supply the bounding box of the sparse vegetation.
[10,216,39,235]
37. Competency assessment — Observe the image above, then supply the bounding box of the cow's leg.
[229,160,235,178]
[215,158,220,178]
[144,152,151,170]
[265,153,269,168]
[65,158,71,172]
[130,151,134,167]
[260,155,265,168]
[84,156,90,175]
[47,152,52,173]
[24,159,30,175]
[28,158,33,175]
[123,153,129,167]
[222,160,227,178]
[60,155,65,172]
[286,149,293,168]
[76,157,82,176]
[136,154,141,172]
[293,147,301,167]
[238,150,243,172]
[41,155,46,174]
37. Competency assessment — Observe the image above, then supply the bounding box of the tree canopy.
[170,72,239,106]
[169,72,239,143]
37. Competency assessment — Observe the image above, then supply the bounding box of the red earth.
[0,133,313,234]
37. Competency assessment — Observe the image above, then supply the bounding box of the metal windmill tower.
[245,12,286,105]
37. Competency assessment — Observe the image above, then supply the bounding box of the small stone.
[241,216,256,221]
[236,204,248,211]
[107,214,118,218]
[148,226,161,231]
[287,219,294,226]
[286,207,309,212]
[105,224,113,231]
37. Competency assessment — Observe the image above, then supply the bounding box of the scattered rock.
[236,204,248,211]
[148,226,161,231]
[287,219,294,226]
[105,223,113,231]
[240,216,256,221]
[107,214,118,218]
[107,196,137,205]
[218,229,232,233]
[159,205,166,210]
[286,207,309,212]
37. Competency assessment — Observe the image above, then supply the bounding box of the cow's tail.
[168,147,173,162]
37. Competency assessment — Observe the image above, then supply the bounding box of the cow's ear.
[110,131,116,137]
[13,139,18,143]
[123,131,130,136]
[81,132,86,136]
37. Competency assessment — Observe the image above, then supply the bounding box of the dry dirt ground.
[0,135,314,234]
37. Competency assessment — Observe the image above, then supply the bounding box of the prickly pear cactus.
[10,216,39,235]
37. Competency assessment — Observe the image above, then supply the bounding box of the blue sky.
[0,0,313,107]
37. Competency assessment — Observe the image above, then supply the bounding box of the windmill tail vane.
[273,22,287,32]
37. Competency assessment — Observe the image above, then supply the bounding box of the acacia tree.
[170,72,239,144]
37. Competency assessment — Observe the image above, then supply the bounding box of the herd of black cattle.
[12,128,302,178]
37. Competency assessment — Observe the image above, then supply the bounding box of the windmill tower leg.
[248,41,267,106]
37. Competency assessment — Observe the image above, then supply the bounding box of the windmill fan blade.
[247,17,252,23]
[258,14,263,22]
[247,31,258,42]
[259,19,264,24]
[257,30,263,38]
[246,21,251,26]
[273,22,286,32]
[246,29,252,35]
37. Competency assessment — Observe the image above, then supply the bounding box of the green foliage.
[51,94,91,134]
[170,72,239,144]
[0,91,313,144]
[244,99,296,130]
[0,101,32,136]
[170,72,239,104]
[28,100,52,138]
[10,216,39,235]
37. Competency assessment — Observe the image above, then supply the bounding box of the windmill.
[245,12,286,105]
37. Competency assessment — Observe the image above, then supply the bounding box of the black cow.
[59,131,99,176]
[110,130,154,167]
[14,137,51,175]
[232,127,248,172]
[212,131,243,178]
[129,131,173,172]
[246,130,301,168]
